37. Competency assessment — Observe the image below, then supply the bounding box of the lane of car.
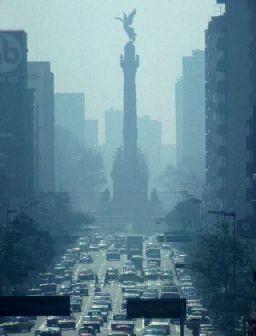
[1,233,218,336]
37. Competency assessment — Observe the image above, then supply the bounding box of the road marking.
[38,319,47,330]
[74,264,82,280]
[113,284,121,311]
[107,283,121,331]
[136,318,144,331]
[98,262,106,282]
[76,257,106,330]
[76,287,94,329]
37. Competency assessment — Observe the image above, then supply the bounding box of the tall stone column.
[111,14,151,225]
[108,10,163,227]
[120,41,139,164]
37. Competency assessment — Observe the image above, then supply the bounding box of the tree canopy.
[190,222,255,335]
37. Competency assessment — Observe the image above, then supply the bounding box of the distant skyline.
[0,0,223,144]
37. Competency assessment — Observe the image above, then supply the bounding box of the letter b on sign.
[0,33,22,74]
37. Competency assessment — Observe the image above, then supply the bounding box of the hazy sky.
[0,0,222,144]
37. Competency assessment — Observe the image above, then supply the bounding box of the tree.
[76,149,106,197]
[165,198,200,231]
[190,222,255,335]
[0,212,55,293]
[55,125,106,210]
[156,165,204,210]
[32,191,94,237]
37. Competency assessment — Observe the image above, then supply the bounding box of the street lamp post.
[192,198,203,231]
[224,212,237,327]
[208,210,226,228]
[225,212,236,296]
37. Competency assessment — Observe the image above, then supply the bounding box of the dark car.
[40,282,57,295]
[89,244,99,252]
[27,288,42,296]
[57,317,76,330]
[106,267,119,280]
[119,271,142,283]
[71,299,82,313]
[141,291,158,300]
[113,313,127,321]
[160,269,173,281]
[144,269,159,281]
[93,299,112,310]
[82,321,101,333]
[79,286,89,296]
[46,317,59,328]
[84,312,104,326]
[106,249,121,261]
[39,272,55,283]
[81,254,93,264]
[58,284,72,296]
[78,269,94,281]
[111,321,135,335]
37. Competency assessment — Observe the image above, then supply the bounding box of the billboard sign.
[0,31,27,81]
[0,33,22,73]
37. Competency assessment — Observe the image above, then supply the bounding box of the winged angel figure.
[115,9,137,42]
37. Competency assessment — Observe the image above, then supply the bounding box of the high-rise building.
[84,119,98,148]
[175,77,183,169]
[28,62,55,192]
[240,0,256,224]
[0,30,35,205]
[247,1,256,223]
[137,115,162,188]
[103,108,123,190]
[55,93,85,145]
[205,15,227,213]
[182,50,205,187]
[205,1,251,220]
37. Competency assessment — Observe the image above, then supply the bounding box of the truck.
[126,236,143,259]
[106,249,121,261]
[131,255,143,270]
[145,247,160,259]
[127,235,143,250]
[114,235,127,249]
